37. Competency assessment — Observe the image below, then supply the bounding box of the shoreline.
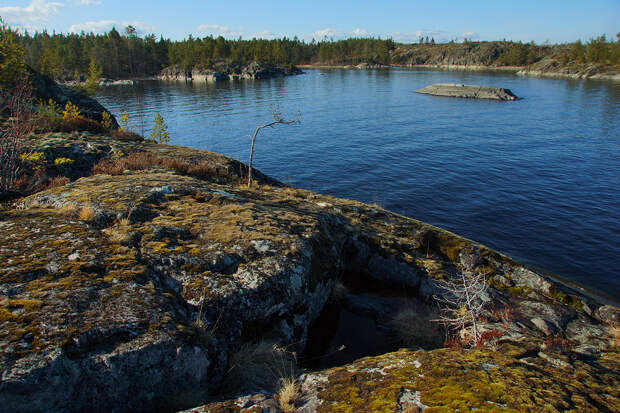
[298,63,620,81]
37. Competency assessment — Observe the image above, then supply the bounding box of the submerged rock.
[416,83,519,101]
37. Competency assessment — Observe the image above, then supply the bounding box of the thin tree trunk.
[247,125,262,188]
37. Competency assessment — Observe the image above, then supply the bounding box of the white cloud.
[462,31,479,40]
[350,28,374,37]
[196,23,242,38]
[0,0,65,28]
[251,30,277,40]
[68,20,155,34]
[390,32,419,43]
[312,28,343,40]
[72,0,102,5]
[391,30,451,44]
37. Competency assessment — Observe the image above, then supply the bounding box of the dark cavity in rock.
[301,270,443,370]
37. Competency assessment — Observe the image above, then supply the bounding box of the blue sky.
[1,0,618,44]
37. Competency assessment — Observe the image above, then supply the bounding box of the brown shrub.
[161,157,190,174]
[92,159,124,175]
[93,152,159,175]
[47,175,70,189]
[58,116,104,133]
[92,151,221,182]
[110,128,144,142]
[121,152,159,170]
[187,161,217,179]
[475,329,504,348]
[544,334,572,354]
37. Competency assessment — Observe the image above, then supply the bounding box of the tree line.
[12,26,398,80]
[5,22,620,81]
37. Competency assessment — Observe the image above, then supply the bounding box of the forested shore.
[8,23,620,81]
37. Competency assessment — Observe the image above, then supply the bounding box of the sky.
[1,0,619,44]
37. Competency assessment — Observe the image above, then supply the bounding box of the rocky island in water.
[0,71,618,413]
[416,84,520,101]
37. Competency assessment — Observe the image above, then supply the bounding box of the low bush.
[57,116,104,133]
[110,128,144,142]
[92,152,222,182]
[46,175,70,189]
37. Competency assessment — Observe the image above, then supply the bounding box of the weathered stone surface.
[416,83,519,100]
[1,131,618,412]
[194,344,620,412]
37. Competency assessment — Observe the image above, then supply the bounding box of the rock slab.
[416,83,519,101]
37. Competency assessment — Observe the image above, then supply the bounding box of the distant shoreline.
[298,63,620,82]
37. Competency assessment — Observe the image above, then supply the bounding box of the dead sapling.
[432,270,490,346]
[0,78,33,196]
[247,107,300,188]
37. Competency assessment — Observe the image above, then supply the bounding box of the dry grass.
[46,175,70,189]
[391,303,443,349]
[57,202,78,216]
[92,152,222,182]
[277,377,300,413]
[103,227,133,244]
[78,204,96,221]
[58,116,104,133]
[610,326,620,351]
[110,128,144,142]
[220,340,299,397]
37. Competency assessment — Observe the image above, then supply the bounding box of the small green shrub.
[101,111,113,130]
[119,110,130,130]
[53,157,74,174]
[149,112,170,143]
[62,101,81,120]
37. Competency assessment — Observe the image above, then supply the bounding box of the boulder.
[415,83,519,101]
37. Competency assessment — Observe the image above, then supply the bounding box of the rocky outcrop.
[27,67,119,128]
[158,62,302,82]
[416,83,519,101]
[1,132,618,412]
[390,41,557,68]
[517,57,620,81]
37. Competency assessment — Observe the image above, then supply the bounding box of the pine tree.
[149,112,169,143]
[83,58,102,95]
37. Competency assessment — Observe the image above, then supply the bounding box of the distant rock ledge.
[416,83,519,101]
[158,62,302,82]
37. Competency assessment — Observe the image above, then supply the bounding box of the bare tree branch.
[432,270,489,346]
[247,107,300,188]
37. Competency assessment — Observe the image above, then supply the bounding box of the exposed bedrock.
[1,134,618,412]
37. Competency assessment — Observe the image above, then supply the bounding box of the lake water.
[96,68,620,303]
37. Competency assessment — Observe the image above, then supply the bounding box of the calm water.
[96,69,620,303]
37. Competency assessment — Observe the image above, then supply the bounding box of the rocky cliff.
[388,43,620,81]
[158,62,302,82]
[0,131,618,412]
